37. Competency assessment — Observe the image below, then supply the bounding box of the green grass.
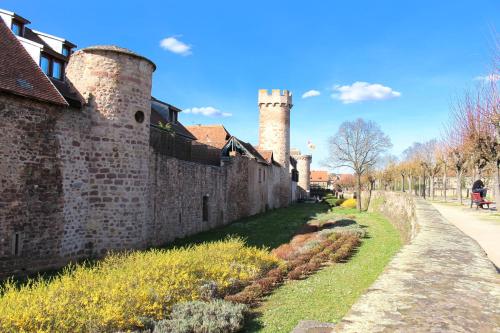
[244,207,402,333]
[172,203,402,332]
[169,203,330,249]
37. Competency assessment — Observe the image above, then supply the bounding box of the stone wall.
[0,94,69,276]
[366,190,418,244]
[0,91,292,278]
[147,152,289,246]
[0,47,296,278]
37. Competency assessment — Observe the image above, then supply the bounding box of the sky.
[4,0,499,170]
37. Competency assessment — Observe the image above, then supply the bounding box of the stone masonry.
[0,45,306,277]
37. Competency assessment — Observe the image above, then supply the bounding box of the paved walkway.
[332,198,500,333]
[431,202,500,270]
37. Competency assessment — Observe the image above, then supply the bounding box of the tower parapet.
[258,89,293,107]
[258,89,292,169]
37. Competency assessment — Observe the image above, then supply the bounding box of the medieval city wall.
[0,47,295,278]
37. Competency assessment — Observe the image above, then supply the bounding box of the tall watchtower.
[258,89,292,169]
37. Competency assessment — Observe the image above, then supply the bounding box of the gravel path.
[333,198,500,333]
[431,202,500,270]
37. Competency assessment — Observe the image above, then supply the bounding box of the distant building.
[310,170,330,189]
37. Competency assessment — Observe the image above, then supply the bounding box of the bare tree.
[326,118,392,211]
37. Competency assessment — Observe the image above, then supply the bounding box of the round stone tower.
[258,89,292,169]
[65,46,156,254]
[294,154,312,198]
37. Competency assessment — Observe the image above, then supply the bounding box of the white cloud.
[331,81,401,104]
[184,107,232,117]
[160,36,192,55]
[302,90,321,99]
[474,74,500,82]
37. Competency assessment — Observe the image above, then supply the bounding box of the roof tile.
[0,19,67,105]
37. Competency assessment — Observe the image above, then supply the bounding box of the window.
[202,195,209,222]
[62,46,71,57]
[40,55,65,80]
[40,56,50,75]
[52,60,63,80]
[135,111,145,123]
[12,232,21,256]
[11,21,22,36]
[168,109,177,123]
[258,169,262,183]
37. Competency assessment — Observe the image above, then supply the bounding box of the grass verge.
[244,207,401,333]
[169,203,330,249]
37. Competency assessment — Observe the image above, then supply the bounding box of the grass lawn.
[243,207,402,333]
[171,202,402,333]
[169,203,330,249]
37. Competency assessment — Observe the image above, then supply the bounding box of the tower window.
[11,21,22,36]
[202,195,209,222]
[135,111,145,123]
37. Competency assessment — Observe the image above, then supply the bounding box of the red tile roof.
[256,148,273,164]
[310,170,329,182]
[0,19,67,105]
[185,124,231,149]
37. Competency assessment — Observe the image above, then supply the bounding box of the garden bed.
[0,203,398,333]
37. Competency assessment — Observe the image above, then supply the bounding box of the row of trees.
[326,35,498,211]
[375,39,499,206]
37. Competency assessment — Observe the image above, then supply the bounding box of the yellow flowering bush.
[0,238,278,333]
[340,198,357,209]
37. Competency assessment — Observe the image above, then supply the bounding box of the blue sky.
[5,0,499,169]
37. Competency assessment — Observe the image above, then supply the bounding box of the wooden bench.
[470,192,493,209]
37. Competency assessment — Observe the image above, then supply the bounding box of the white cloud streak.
[331,81,401,104]
[183,107,232,117]
[302,90,321,99]
[160,36,192,56]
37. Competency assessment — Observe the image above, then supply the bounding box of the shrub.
[290,233,315,247]
[254,277,279,293]
[271,243,295,260]
[153,300,248,333]
[224,292,255,305]
[304,261,320,273]
[340,198,357,209]
[286,266,304,280]
[0,238,278,333]
[242,283,263,298]
[266,267,285,280]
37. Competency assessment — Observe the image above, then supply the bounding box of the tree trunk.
[401,175,405,192]
[495,163,500,210]
[367,180,374,210]
[422,174,426,199]
[418,176,421,197]
[457,169,463,205]
[431,176,435,201]
[443,164,447,202]
[356,173,362,212]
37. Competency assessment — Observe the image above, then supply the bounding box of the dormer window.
[62,46,71,57]
[11,21,23,36]
[169,108,178,123]
[40,54,64,80]
[40,55,50,75]
[52,60,63,80]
